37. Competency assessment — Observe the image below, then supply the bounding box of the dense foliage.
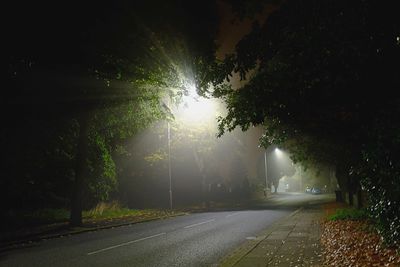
[207,0,400,245]
[3,0,219,225]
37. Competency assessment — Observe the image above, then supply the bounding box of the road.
[0,193,333,267]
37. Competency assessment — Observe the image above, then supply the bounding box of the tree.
[205,0,400,245]
[4,0,219,225]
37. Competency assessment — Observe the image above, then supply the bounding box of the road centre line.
[226,212,241,218]
[87,232,166,255]
[184,219,215,229]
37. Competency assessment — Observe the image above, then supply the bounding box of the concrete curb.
[218,207,304,267]
[0,212,187,253]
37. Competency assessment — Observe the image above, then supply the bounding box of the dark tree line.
[205,0,400,246]
[3,0,219,226]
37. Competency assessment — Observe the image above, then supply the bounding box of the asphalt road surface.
[0,193,333,267]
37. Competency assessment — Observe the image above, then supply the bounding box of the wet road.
[0,193,333,267]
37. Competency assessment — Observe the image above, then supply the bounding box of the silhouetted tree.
[3,0,219,225]
[206,0,400,245]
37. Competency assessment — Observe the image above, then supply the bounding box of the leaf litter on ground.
[321,203,400,266]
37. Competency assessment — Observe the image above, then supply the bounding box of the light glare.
[179,83,216,123]
[275,148,283,157]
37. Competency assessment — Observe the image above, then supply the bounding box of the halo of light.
[275,148,283,157]
[179,83,216,123]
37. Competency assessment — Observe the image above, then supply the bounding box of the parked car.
[305,186,312,193]
[311,187,322,194]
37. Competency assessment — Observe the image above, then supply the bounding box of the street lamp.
[161,100,174,210]
[263,147,283,196]
[162,82,217,209]
[264,150,268,197]
[180,84,216,124]
[167,119,172,210]
[274,148,283,157]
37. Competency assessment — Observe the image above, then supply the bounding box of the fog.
[113,96,335,209]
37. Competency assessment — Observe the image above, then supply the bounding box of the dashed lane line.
[183,219,215,229]
[226,212,241,218]
[87,232,166,255]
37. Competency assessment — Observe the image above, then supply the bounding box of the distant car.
[305,186,312,193]
[311,187,322,194]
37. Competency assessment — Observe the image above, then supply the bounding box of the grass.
[82,202,159,220]
[5,202,174,228]
[328,207,368,221]
[3,208,70,230]
[17,208,70,225]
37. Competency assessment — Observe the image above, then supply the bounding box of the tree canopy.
[3,0,219,225]
[207,0,400,245]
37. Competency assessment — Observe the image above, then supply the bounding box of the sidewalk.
[219,205,324,267]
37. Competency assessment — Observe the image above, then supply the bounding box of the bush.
[356,116,400,247]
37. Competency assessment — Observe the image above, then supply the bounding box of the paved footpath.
[219,205,324,267]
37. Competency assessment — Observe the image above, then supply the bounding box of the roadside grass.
[83,207,141,219]
[4,209,70,227]
[4,202,177,228]
[328,207,369,221]
[1,203,186,243]
[82,202,166,220]
[8,198,253,226]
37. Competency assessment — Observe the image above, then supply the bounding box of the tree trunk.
[356,181,363,209]
[70,112,91,226]
[357,189,363,209]
[348,177,354,206]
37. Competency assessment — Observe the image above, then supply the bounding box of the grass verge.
[4,202,180,229]
[328,207,368,221]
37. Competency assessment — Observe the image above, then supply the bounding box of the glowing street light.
[274,148,283,157]
[263,147,283,196]
[162,82,217,209]
[180,84,217,124]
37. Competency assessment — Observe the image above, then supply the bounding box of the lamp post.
[161,100,173,210]
[162,82,216,210]
[263,147,283,196]
[264,150,268,198]
[167,120,172,209]
[299,166,303,192]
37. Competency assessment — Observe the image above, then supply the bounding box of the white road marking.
[184,219,215,229]
[87,232,166,255]
[226,212,241,218]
